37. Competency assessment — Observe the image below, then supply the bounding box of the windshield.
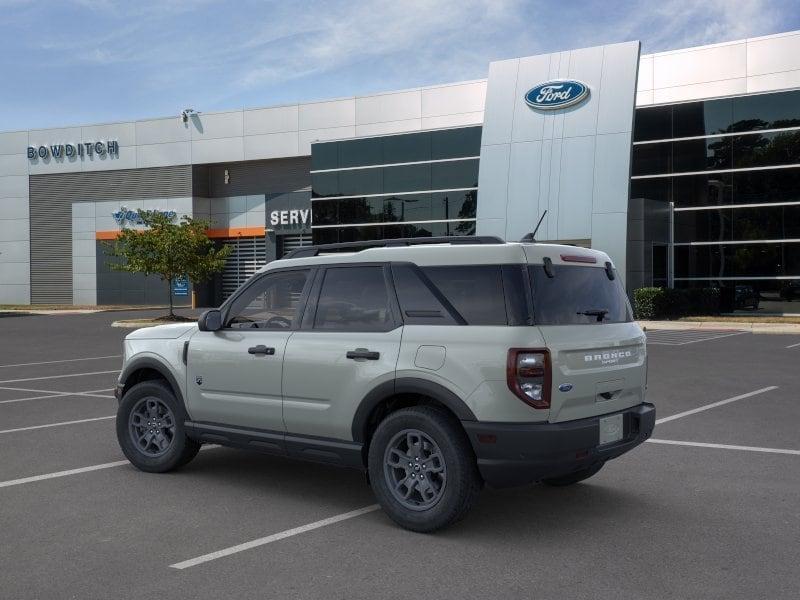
[529,264,633,325]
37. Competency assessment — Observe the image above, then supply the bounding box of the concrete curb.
[111,321,162,328]
[639,320,800,335]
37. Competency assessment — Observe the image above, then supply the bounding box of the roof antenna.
[520,210,547,243]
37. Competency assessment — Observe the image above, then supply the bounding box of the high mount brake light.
[560,254,597,264]
[507,349,551,409]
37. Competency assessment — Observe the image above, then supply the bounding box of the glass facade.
[311,126,481,244]
[631,89,800,312]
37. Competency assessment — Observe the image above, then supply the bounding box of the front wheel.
[541,462,604,487]
[368,406,481,532]
[116,380,200,473]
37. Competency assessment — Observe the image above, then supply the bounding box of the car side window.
[226,270,310,329]
[314,266,393,331]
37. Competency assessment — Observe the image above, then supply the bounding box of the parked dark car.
[780,281,800,302]
[735,285,759,310]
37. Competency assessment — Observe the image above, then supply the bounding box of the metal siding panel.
[29,165,192,304]
[207,157,311,197]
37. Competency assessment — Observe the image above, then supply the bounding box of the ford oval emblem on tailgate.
[558,383,573,392]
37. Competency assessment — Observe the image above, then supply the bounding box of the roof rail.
[281,236,506,259]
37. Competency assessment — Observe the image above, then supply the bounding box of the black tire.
[542,462,604,487]
[368,406,481,532]
[116,380,200,473]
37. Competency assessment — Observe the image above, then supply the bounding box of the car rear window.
[529,264,633,325]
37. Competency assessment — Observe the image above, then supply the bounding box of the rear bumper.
[462,403,655,488]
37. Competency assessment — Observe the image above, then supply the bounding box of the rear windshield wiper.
[577,308,609,322]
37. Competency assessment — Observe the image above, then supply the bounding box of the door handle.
[248,345,275,356]
[346,349,380,360]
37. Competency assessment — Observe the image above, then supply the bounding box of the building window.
[631,89,800,299]
[310,126,481,244]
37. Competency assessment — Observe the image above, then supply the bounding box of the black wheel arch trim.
[351,377,477,443]
[118,357,185,409]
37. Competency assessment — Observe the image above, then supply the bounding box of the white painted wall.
[477,41,641,284]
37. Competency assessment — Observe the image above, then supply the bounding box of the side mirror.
[198,309,222,332]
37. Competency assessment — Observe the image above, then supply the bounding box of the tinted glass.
[226,270,309,329]
[383,132,431,164]
[311,172,339,198]
[338,168,382,196]
[529,265,632,325]
[672,172,733,208]
[732,90,800,131]
[431,159,479,189]
[311,220,477,244]
[421,265,507,325]
[382,163,431,193]
[634,106,671,142]
[631,142,671,176]
[339,137,383,168]
[674,205,800,243]
[734,168,800,204]
[673,98,733,137]
[391,264,458,325]
[311,199,337,225]
[630,177,672,203]
[431,190,477,220]
[384,193,429,222]
[314,267,393,331]
[312,142,338,170]
[733,130,800,169]
[673,136,731,173]
[674,243,800,278]
[431,127,482,159]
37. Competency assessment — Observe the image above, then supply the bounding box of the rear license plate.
[599,413,624,445]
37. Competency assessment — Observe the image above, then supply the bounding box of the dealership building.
[1,30,800,310]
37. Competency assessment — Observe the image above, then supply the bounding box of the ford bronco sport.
[114,236,655,532]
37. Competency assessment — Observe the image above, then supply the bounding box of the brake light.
[560,254,597,264]
[507,349,551,409]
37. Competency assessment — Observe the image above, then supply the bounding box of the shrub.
[633,286,720,320]
[633,287,663,319]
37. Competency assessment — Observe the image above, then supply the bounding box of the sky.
[1,0,799,131]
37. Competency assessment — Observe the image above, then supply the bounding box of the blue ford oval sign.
[524,80,589,110]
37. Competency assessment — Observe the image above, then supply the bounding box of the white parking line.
[647,438,800,456]
[170,504,381,570]
[646,329,747,346]
[0,415,115,435]
[786,342,800,349]
[0,370,119,385]
[655,386,778,424]
[0,445,219,490]
[0,355,121,369]
[0,387,114,405]
[0,460,131,489]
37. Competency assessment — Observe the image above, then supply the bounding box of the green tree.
[106,210,231,317]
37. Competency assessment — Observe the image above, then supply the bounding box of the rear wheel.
[116,380,200,473]
[542,462,604,487]
[368,406,481,532]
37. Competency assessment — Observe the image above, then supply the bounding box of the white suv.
[114,236,655,532]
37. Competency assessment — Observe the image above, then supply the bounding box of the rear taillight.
[507,349,551,409]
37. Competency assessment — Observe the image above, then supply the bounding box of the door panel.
[185,267,312,432]
[282,264,403,441]
[186,330,290,430]
[282,329,402,440]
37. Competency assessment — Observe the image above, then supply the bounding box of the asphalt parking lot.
[1,311,799,600]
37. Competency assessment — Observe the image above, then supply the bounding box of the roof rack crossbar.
[282,235,505,259]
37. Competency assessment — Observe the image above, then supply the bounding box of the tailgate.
[538,322,646,423]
